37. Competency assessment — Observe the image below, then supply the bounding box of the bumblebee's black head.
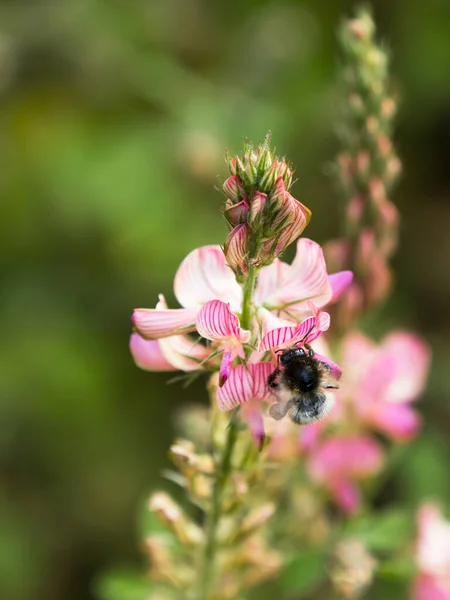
[279,347,306,366]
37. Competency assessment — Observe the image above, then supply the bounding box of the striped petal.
[259,313,330,351]
[216,364,253,410]
[223,224,248,273]
[158,334,210,372]
[174,245,242,311]
[216,362,273,411]
[132,295,198,340]
[196,300,251,344]
[219,350,232,387]
[129,334,178,371]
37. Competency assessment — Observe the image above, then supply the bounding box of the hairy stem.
[199,264,257,599]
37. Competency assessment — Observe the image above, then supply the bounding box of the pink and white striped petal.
[158,334,210,372]
[219,350,232,387]
[196,300,251,344]
[174,245,242,311]
[328,270,354,303]
[129,334,178,371]
[132,302,198,340]
[216,362,273,411]
[259,313,330,352]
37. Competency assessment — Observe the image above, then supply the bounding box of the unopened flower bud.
[386,156,402,184]
[366,115,379,135]
[330,539,377,599]
[223,224,248,277]
[223,175,246,201]
[255,143,273,174]
[148,492,204,545]
[381,97,396,119]
[258,159,293,193]
[223,199,249,226]
[347,14,374,42]
[377,135,392,158]
[144,535,179,584]
[356,151,370,175]
[369,177,386,204]
[248,191,267,228]
[348,93,364,115]
[232,503,276,542]
[347,195,365,228]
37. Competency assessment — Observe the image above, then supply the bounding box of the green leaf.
[281,549,326,593]
[377,558,415,581]
[346,508,413,552]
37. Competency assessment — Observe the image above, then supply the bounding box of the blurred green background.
[1,0,449,599]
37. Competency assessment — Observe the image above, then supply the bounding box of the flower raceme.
[130,239,352,443]
[222,140,312,278]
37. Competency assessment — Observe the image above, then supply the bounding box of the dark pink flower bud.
[248,191,267,227]
[223,175,246,202]
[223,224,248,275]
[223,199,249,226]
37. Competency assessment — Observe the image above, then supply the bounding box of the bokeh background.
[1,0,449,599]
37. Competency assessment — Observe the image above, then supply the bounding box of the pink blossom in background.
[307,436,384,513]
[340,331,431,441]
[413,503,450,600]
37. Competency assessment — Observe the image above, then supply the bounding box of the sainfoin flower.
[131,239,352,443]
[307,436,384,513]
[340,331,430,441]
[413,503,450,600]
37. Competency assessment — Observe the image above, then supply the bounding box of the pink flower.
[340,331,430,441]
[307,436,384,513]
[131,241,352,441]
[413,503,450,600]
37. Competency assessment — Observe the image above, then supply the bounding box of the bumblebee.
[267,343,339,425]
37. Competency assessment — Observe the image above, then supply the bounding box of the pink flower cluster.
[269,330,430,512]
[130,238,352,445]
[414,503,450,600]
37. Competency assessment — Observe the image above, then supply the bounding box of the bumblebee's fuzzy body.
[268,345,338,425]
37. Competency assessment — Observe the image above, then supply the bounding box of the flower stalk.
[200,249,260,599]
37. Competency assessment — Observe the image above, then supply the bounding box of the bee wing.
[268,400,295,421]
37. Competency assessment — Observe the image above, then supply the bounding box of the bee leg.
[305,343,314,358]
[267,369,280,389]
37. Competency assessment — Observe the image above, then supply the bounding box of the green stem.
[199,264,258,599]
